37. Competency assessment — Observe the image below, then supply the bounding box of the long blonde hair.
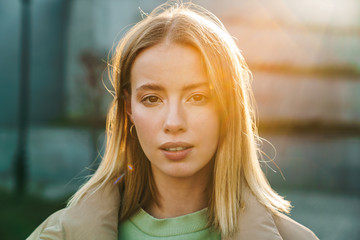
[68,1,291,236]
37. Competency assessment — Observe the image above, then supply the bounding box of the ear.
[124,90,133,123]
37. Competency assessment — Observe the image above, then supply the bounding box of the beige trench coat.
[27,184,318,240]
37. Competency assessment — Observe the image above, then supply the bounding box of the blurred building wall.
[200,0,360,193]
[0,0,68,125]
[0,1,21,125]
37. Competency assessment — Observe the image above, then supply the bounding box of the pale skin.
[127,43,220,219]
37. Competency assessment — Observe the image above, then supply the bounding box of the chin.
[167,171,197,179]
[161,163,208,179]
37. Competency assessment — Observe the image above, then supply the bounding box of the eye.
[141,95,162,106]
[188,94,208,104]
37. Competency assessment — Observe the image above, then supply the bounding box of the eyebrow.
[136,82,209,92]
[183,82,209,91]
[136,83,164,92]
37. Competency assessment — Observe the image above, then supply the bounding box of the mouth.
[159,142,194,160]
[159,142,193,150]
[162,146,192,151]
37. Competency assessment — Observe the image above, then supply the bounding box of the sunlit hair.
[68,1,291,236]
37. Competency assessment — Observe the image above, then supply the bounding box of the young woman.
[28,2,318,239]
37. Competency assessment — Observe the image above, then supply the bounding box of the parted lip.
[159,142,193,150]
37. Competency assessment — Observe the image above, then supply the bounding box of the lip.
[159,142,194,161]
[159,141,193,149]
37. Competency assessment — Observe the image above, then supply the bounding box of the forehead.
[130,43,208,91]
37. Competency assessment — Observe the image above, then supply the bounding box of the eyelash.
[140,93,209,106]
[141,95,162,105]
[188,94,208,104]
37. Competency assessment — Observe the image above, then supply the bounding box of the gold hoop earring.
[130,124,137,139]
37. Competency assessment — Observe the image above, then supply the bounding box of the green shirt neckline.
[129,208,210,237]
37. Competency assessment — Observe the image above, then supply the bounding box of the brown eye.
[193,95,204,101]
[148,96,159,102]
[188,94,207,104]
[141,95,162,106]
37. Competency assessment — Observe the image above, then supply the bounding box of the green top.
[118,208,221,239]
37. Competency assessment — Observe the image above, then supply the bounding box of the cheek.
[131,106,159,141]
[192,108,220,143]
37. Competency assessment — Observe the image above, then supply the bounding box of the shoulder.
[26,209,66,240]
[27,183,120,240]
[273,212,319,240]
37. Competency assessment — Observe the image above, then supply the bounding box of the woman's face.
[128,43,220,180]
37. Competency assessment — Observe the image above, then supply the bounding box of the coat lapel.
[222,189,283,240]
[61,183,120,240]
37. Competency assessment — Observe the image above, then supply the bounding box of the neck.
[145,164,213,219]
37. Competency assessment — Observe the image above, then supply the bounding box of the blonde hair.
[68,1,291,236]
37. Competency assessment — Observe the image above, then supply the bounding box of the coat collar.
[222,188,283,240]
[65,184,282,240]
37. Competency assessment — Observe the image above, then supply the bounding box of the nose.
[163,101,187,134]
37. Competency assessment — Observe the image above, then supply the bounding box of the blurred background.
[0,0,359,239]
